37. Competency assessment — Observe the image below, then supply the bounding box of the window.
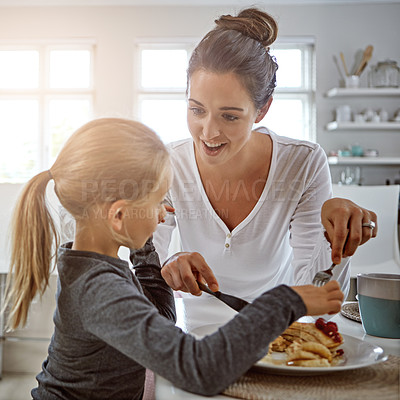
[258,40,315,141]
[135,38,315,144]
[0,43,94,182]
[134,41,195,144]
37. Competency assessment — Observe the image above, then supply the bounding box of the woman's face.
[187,70,260,167]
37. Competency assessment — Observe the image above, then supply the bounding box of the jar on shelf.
[369,60,400,88]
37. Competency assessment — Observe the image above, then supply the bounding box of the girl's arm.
[80,260,341,396]
[81,272,306,396]
[130,238,176,322]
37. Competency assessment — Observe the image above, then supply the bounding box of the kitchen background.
[0,0,399,184]
[0,1,399,399]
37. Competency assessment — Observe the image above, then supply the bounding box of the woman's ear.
[255,97,273,123]
[108,200,127,233]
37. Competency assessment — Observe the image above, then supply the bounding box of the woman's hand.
[321,198,377,265]
[159,205,175,223]
[292,280,344,315]
[161,252,219,295]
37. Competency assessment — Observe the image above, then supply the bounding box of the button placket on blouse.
[224,232,232,251]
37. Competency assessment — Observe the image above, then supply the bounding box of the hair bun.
[215,8,278,48]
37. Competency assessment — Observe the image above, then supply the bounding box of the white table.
[155,297,400,399]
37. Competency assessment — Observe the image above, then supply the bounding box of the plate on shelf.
[191,326,387,376]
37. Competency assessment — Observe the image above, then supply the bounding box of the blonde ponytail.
[4,170,59,330]
[3,117,170,330]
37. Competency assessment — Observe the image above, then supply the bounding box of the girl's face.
[187,70,260,167]
[121,169,172,249]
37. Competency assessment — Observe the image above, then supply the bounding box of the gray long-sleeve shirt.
[32,240,306,399]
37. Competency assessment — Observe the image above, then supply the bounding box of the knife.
[196,280,249,312]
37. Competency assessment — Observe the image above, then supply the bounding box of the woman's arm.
[290,145,375,291]
[152,192,176,265]
[289,145,335,285]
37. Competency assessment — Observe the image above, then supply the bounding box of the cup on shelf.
[339,166,361,185]
[362,108,375,121]
[336,105,352,122]
[354,113,365,123]
[364,149,379,157]
[378,109,389,122]
[338,149,351,157]
[345,75,360,88]
[371,113,381,123]
[351,144,364,157]
[393,109,400,122]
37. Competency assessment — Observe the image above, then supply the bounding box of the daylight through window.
[135,39,315,144]
[0,44,94,182]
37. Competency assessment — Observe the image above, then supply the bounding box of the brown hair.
[187,7,278,109]
[3,118,170,330]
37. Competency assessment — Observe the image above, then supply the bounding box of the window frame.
[133,39,197,120]
[135,36,316,143]
[271,38,316,142]
[0,40,95,181]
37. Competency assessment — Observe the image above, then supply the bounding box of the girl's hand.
[321,198,377,265]
[292,281,344,315]
[161,252,219,295]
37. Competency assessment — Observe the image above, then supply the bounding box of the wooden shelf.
[326,88,400,97]
[326,121,400,131]
[328,156,400,166]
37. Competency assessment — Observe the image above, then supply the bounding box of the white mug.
[336,105,352,122]
[371,113,381,123]
[354,113,365,123]
[379,109,389,122]
[345,75,360,88]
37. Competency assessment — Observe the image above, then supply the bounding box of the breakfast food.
[264,318,344,368]
[286,341,332,362]
[278,318,343,349]
[284,340,343,367]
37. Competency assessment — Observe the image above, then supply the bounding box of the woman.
[151,7,377,301]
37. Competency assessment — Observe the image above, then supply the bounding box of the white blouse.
[153,128,350,301]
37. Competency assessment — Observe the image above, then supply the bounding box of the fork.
[312,263,337,286]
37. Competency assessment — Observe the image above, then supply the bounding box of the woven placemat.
[341,302,361,323]
[222,355,399,400]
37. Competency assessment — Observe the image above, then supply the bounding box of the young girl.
[4,118,343,399]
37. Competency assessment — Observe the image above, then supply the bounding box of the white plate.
[191,325,388,376]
